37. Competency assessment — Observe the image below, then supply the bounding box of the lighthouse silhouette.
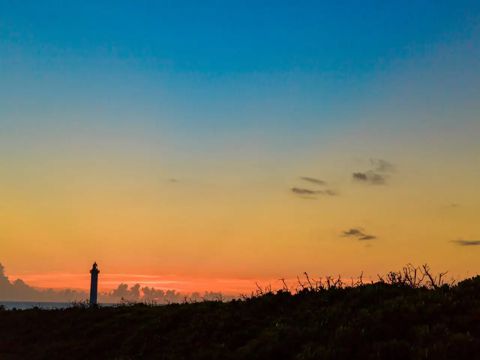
[89,262,100,306]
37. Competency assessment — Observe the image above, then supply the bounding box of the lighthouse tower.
[89,262,100,306]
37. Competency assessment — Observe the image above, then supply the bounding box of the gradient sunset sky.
[1,1,479,293]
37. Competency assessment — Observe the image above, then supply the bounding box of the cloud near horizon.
[0,263,86,302]
[0,263,231,303]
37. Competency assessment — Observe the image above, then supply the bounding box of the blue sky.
[2,1,478,72]
[1,0,479,186]
[1,1,479,162]
[2,1,479,123]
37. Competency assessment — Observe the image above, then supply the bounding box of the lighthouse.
[89,262,100,306]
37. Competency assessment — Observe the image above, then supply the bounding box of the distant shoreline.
[0,301,115,310]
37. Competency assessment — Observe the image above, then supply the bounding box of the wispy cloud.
[300,177,326,186]
[371,158,394,173]
[291,187,337,198]
[359,235,376,241]
[343,228,364,237]
[291,187,319,195]
[451,239,480,246]
[342,228,377,241]
[352,171,386,185]
[292,175,337,199]
[353,158,394,185]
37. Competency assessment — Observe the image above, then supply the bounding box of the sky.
[1,1,480,299]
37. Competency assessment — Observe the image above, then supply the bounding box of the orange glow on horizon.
[8,272,298,295]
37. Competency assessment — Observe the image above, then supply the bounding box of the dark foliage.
[1,272,480,359]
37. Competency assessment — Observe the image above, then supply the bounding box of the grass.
[1,265,480,359]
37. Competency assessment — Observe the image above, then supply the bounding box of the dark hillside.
[1,276,480,360]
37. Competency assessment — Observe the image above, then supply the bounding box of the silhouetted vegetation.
[1,265,480,359]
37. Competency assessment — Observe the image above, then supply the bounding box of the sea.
[0,301,115,310]
[0,301,74,310]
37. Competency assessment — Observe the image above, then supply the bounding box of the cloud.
[447,203,460,208]
[0,263,87,302]
[359,235,376,241]
[292,175,337,199]
[352,171,386,185]
[111,286,230,304]
[353,158,394,185]
[342,228,377,241]
[300,177,326,186]
[142,287,183,303]
[352,172,368,181]
[0,263,233,304]
[109,283,141,301]
[291,187,319,195]
[343,228,364,237]
[291,187,337,198]
[370,158,394,173]
[451,239,480,246]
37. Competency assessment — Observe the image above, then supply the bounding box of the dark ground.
[1,275,480,360]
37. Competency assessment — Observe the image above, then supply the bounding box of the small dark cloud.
[359,235,376,241]
[291,187,319,195]
[352,171,386,185]
[292,176,337,199]
[342,228,376,241]
[300,177,326,186]
[353,159,393,185]
[352,172,368,181]
[343,228,364,237]
[451,239,480,246]
[168,178,179,183]
[291,187,337,198]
